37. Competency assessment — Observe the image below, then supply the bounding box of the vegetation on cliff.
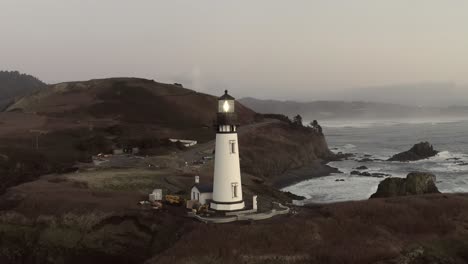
[0,71,46,110]
[3,189,468,264]
[240,120,333,180]
[0,78,257,194]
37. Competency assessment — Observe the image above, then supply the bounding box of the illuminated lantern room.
[218,90,235,113]
[216,90,237,133]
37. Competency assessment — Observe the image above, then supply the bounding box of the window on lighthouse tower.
[229,140,236,154]
[231,183,239,198]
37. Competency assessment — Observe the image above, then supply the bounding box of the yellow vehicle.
[165,195,185,206]
[195,204,209,213]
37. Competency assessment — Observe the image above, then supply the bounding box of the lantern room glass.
[218,99,235,113]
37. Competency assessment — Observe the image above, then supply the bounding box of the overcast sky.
[1,0,468,101]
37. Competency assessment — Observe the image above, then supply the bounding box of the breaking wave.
[286,120,468,204]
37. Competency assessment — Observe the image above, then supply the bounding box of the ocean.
[283,118,468,204]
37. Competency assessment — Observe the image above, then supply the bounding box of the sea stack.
[388,142,439,162]
[210,90,245,211]
[370,172,440,198]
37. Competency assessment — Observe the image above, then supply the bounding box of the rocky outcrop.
[370,172,440,198]
[388,142,439,162]
[351,171,390,178]
[240,122,335,183]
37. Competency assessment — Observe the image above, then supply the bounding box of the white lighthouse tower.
[210,90,245,211]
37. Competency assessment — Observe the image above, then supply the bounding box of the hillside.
[7,78,255,129]
[0,78,258,194]
[0,71,46,110]
[2,77,257,153]
[2,190,468,263]
[239,97,468,121]
[0,77,337,195]
[148,193,468,264]
[0,78,342,264]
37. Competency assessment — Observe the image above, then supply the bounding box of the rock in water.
[355,166,368,170]
[388,142,439,162]
[370,172,440,198]
[405,172,439,194]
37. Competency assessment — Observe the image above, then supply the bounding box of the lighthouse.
[210,90,245,211]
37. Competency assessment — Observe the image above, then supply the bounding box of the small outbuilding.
[191,184,213,205]
[149,189,163,202]
[169,139,198,147]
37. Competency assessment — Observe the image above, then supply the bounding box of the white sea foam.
[434,151,453,160]
[283,174,382,203]
[331,144,357,154]
[343,143,357,149]
[432,151,465,161]
[443,185,468,193]
[428,163,468,173]
[410,151,468,165]
[287,120,468,204]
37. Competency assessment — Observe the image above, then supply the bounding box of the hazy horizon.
[2,1,468,104]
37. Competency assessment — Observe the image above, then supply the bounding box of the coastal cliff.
[240,121,335,183]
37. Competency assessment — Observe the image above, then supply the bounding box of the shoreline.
[272,159,341,190]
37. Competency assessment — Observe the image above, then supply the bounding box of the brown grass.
[3,192,468,263]
[149,194,468,264]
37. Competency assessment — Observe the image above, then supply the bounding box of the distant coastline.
[239,97,468,123]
